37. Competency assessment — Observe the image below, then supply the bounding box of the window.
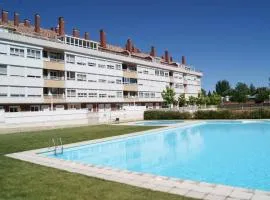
[108,80,115,84]
[67,71,75,80]
[0,65,7,75]
[144,92,150,98]
[10,94,25,97]
[165,72,169,77]
[67,89,76,97]
[49,71,59,80]
[10,47,24,57]
[116,79,122,84]
[143,70,148,74]
[30,105,40,112]
[155,70,159,76]
[139,92,144,98]
[99,94,107,98]
[160,71,164,76]
[88,79,97,82]
[77,62,86,66]
[88,62,96,67]
[98,64,106,68]
[116,91,122,98]
[27,49,41,59]
[107,65,114,69]
[116,64,122,70]
[88,93,97,98]
[108,95,115,98]
[98,79,106,83]
[9,106,19,112]
[151,92,155,98]
[77,74,87,81]
[78,92,87,97]
[66,54,75,64]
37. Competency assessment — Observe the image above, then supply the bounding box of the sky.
[1,0,270,91]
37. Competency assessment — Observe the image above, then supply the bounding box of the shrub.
[194,110,232,119]
[144,110,192,120]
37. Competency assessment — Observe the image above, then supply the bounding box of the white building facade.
[0,11,202,112]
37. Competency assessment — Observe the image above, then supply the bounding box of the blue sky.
[1,0,270,91]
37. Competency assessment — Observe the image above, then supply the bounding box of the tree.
[178,94,186,107]
[207,91,212,97]
[215,80,231,97]
[196,94,206,106]
[249,84,256,95]
[255,87,270,103]
[230,82,249,103]
[188,96,197,105]
[161,86,176,107]
[209,93,222,105]
[201,88,207,97]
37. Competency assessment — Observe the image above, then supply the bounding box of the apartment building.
[0,10,202,112]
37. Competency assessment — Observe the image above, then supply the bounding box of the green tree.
[255,87,270,103]
[188,96,197,105]
[249,84,256,95]
[215,80,231,96]
[207,91,212,97]
[230,82,249,103]
[209,93,222,105]
[201,88,207,96]
[178,94,186,107]
[161,86,176,107]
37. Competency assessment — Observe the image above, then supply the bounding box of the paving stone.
[185,190,207,199]
[211,186,233,196]
[230,190,253,200]
[203,194,227,200]
[169,187,190,196]
[252,194,270,200]
[225,198,242,200]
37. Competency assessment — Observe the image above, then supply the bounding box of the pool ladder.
[50,138,63,155]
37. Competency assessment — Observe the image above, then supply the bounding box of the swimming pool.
[45,121,270,191]
[134,120,184,126]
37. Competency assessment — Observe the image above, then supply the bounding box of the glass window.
[67,89,76,97]
[10,47,24,57]
[66,54,75,64]
[67,71,75,80]
[77,73,87,81]
[0,65,7,75]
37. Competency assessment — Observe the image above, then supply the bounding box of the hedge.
[144,109,270,120]
[144,110,192,120]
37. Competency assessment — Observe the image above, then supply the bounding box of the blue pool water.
[45,121,270,191]
[135,120,184,126]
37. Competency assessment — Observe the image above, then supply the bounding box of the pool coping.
[6,120,270,200]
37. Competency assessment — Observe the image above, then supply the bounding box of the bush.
[144,110,192,120]
[144,109,270,120]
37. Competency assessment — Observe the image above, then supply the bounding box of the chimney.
[14,12,19,26]
[55,26,59,34]
[58,17,65,36]
[2,10,8,24]
[34,14,40,33]
[150,46,156,57]
[182,56,186,65]
[170,56,173,63]
[72,28,79,38]
[100,29,106,48]
[24,19,30,27]
[126,38,132,52]
[165,50,169,63]
[84,32,90,40]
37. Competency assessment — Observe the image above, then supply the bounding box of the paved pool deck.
[6,121,270,200]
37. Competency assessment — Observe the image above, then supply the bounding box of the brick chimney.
[182,56,186,65]
[150,46,156,57]
[14,12,19,26]
[2,10,8,24]
[84,32,90,40]
[165,50,169,63]
[100,29,106,48]
[72,28,79,38]
[170,56,173,63]
[24,19,30,27]
[58,17,65,36]
[34,14,40,33]
[126,38,132,52]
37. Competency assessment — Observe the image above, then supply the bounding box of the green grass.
[0,125,194,200]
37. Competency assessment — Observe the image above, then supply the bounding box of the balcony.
[43,94,66,103]
[44,79,65,88]
[123,70,137,79]
[43,59,65,71]
[123,84,138,91]
[123,96,139,103]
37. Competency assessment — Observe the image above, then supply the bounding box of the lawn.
[0,125,195,200]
